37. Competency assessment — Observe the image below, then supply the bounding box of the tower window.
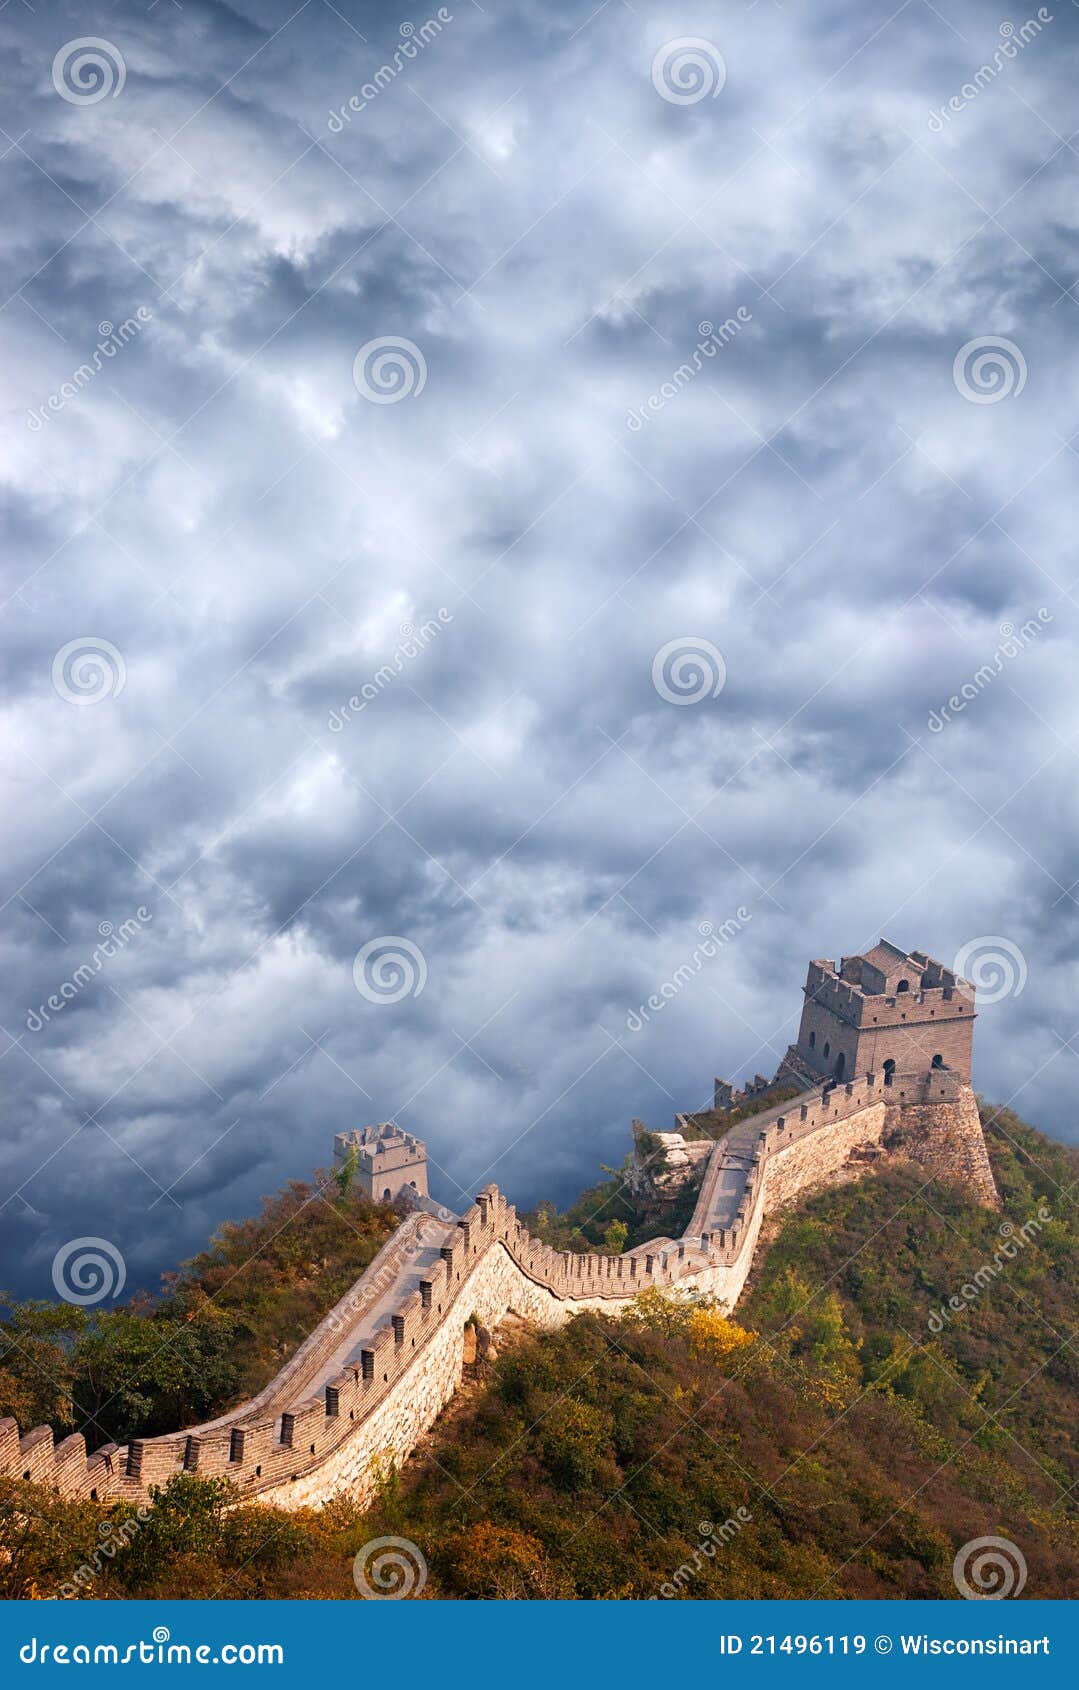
[896,979,910,992]
[823,1041,830,1058]
[808,1031,816,1048]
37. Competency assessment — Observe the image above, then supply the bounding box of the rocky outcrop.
[885,1085,1000,1208]
[627,1120,712,1200]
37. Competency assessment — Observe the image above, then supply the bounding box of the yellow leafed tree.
[686,1306,757,1365]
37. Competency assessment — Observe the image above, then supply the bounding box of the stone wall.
[0,1076,998,1512]
[885,1085,999,1208]
[794,957,976,1084]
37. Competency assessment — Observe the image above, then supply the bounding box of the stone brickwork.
[792,940,975,1085]
[885,1085,998,1207]
[333,1123,428,1203]
[0,1069,998,1513]
[0,936,998,1511]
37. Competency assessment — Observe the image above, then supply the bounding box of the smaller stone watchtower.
[333,1122,428,1204]
[790,940,976,1085]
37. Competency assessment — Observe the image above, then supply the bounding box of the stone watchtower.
[333,1123,428,1204]
[791,940,975,1086]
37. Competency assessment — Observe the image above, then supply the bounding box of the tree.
[72,1295,240,1447]
[0,1478,101,1600]
[441,1522,574,1598]
[334,1144,358,1201]
[624,1285,709,1338]
[0,1296,84,1433]
[687,1306,757,1367]
[604,1219,628,1254]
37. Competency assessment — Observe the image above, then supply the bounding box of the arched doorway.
[931,1053,945,1070]
[834,1051,846,1080]
[883,1059,896,1087]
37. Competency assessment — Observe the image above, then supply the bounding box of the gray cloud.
[2,0,1077,1298]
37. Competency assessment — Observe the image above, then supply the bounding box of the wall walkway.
[0,1068,993,1511]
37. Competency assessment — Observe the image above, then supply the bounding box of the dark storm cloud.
[2,0,1079,1298]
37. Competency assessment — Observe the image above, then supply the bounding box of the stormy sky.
[2,0,1078,1300]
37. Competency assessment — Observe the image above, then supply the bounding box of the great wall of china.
[0,942,999,1512]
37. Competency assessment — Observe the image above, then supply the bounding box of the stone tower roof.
[830,940,971,1001]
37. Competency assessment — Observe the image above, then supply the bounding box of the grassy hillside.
[2,1103,1078,1600]
[0,1171,398,1452]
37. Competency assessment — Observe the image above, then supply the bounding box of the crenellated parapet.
[0,1066,995,1512]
